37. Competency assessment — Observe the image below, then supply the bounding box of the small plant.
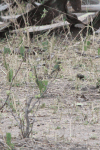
[7,69,13,82]
[34,66,48,96]
[3,47,11,70]
[6,132,14,150]
[9,102,16,112]
[98,48,100,55]
[41,8,48,18]
[36,79,48,94]
[51,61,61,75]
[3,47,13,82]
[55,126,61,130]
[42,40,48,50]
[29,71,34,82]
[84,121,89,125]
[84,40,91,51]
[20,46,25,57]
[19,46,26,61]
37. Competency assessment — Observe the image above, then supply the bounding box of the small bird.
[51,61,61,75]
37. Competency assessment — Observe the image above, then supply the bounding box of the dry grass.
[0,1,100,149]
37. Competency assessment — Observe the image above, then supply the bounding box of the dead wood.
[90,11,100,30]
[82,11,100,36]
[11,12,96,35]
[69,4,100,12]
[16,0,68,27]
[0,0,82,36]
[15,0,82,27]
[1,0,100,38]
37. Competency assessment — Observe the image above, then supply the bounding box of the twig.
[10,109,21,128]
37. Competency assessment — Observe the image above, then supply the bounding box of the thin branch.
[10,109,21,128]
[24,101,30,138]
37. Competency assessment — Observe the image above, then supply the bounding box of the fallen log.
[10,21,69,34]
[16,0,68,27]
[1,4,99,24]
[0,0,82,35]
[69,4,100,12]
[10,12,96,34]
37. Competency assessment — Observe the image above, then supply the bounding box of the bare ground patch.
[0,32,100,150]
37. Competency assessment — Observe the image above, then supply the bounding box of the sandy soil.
[0,32,100,150]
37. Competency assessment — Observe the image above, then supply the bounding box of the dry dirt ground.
[0,29,100,150]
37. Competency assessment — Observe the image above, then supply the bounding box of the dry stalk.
[0,60,23,110]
